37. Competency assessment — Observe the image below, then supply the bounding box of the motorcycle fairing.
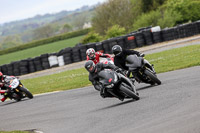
[126,55,143,71]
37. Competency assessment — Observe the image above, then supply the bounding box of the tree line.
[82,0,200,43]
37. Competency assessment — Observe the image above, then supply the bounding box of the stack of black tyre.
[135,32,146,47]
[60,48,73,65]
[142,29,154,45]
[86,43,96,51]
[13,61,20,76]
[28,58,36,73]
[102,40,110,54]
[19,59,29,75]
[71,47,81,63]
[95,42,104,52]
[7,63,13,76]
[107,38,118,54]
[79,45,87,60]
[116,36,126,49]
[124,34,137,49]
[152,31,163,43]
[40,54,50,70]
[0,65,8,75]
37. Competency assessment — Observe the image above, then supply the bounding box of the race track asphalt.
[0,66,200,133]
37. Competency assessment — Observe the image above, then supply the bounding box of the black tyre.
[19,87,33,99]
[119,84,140,100]
[144,69,161,85]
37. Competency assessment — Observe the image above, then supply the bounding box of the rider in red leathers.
[0,72,14,102]
[86,48,112,64]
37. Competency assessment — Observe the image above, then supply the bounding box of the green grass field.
[0,35,85,65]
[21,44,200,95]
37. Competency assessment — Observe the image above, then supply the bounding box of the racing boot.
[130,78,135,85]
[1,96,7,102]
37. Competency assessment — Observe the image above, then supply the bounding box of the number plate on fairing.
[10,79,19,88]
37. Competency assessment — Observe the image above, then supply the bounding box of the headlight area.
[105,84,114,88]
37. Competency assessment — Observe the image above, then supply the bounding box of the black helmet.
[85,60,96,73]
[112,45,122,56]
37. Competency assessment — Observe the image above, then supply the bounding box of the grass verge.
[0,131,29,133]
[0,35,84,65]
[21,44,200,95]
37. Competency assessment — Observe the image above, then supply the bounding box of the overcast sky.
[0,0,107,24]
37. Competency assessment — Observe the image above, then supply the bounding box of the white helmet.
[86,48,96,60]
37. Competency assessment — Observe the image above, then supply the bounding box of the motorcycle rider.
[85,60,124,100]
[0,72,14,102]
[86,48,112,64]
[112,45,155,77]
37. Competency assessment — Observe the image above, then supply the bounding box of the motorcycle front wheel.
[119,83,140,100]
[144,69,161,85]
[19,87,33,99]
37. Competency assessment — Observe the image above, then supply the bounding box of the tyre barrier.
[1,65,8,75]
[13,61,20,76]
[48,53,59,68]
[152,31,163,43]
[1,20,200,76]
[86,42,96,51]
[142,29,154,45]
[20,59,29,75]
[58,56,65,66]
[102,40,110,53]
[33,57,43,71]
[124,34,137,49]
[72,47,81,63]
[116,36,126,49]
[40,54,50,70]
[7,63,13,76]
[79,45,87,60]
[135,32,145,47]
[108,38,118,54]
[95,42,104,52]
[28,58,36,73]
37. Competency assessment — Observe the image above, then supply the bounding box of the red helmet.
[86,48,96,60]
[0,72,3,80]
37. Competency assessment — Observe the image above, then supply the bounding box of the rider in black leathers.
[112,45,155,78]
[85,60,122,98]
[112,45,144,71]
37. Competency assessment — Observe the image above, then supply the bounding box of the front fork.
[143,59,156,74]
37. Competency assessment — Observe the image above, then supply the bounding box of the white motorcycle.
[2,77,33,101]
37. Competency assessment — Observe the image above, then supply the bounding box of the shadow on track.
[136,84,162,91]
[92,99,137,112]
[0,98,30,106]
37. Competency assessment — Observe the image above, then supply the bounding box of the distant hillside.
[0,5,97,50]
[0,5,94,36]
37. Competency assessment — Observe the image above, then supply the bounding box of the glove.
[139,53,145,57]
[114,67,122,73]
